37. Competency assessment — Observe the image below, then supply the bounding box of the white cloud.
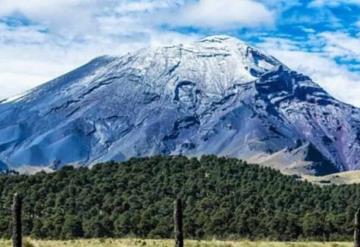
[319,32,360,60]
[0,22,47,44]
[309,0,360,7]
[0,0,100,36]
[173,0,275,30]
[115,0,178,13]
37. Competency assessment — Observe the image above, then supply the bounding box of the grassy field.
[303,170,360,185]
[0,239,353,247]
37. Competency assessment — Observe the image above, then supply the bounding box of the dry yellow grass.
[303,170,360,185]
[0,239,353,247]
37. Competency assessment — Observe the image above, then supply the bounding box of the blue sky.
[1,0,360,106]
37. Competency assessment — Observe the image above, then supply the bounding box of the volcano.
[1,35,359,175]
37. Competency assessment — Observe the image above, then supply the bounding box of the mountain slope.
[0,35,359,175]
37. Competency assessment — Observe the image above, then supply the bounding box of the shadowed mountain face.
[0,35,359,175]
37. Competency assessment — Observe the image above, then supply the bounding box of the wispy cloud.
[309,0,360,7]
[170,0,274,30]
[320,32,360,62]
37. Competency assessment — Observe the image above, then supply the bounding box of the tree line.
[0,155,359,241]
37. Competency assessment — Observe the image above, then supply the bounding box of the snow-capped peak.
[198,34,248,45]
[107,35,284,98]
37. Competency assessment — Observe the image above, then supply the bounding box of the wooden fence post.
[12,193,22,247]
[355,208,360,247]
[174,198,184,247]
